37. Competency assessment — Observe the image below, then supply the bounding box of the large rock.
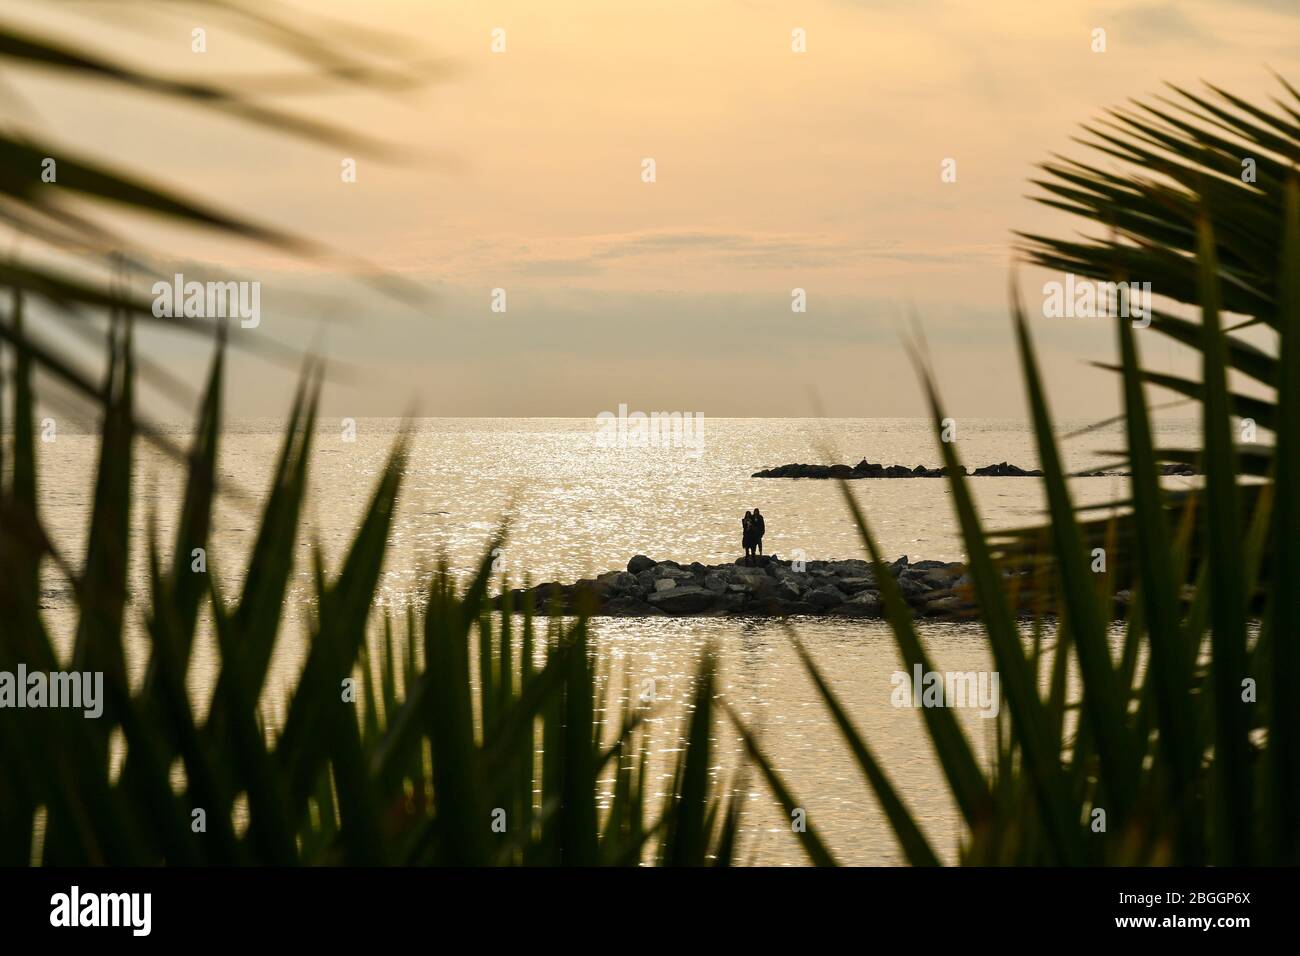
[921,570,961,589]
[703,571,729,593]
[896,570,936,598]
[718,591,749,612]
[777,577,803,601]
[972,461,1043,477]
[654,565,697,582]
[836,576,876,592]
[569,579,612,604]
[627,555,657,575]
[806,585,847,608]
[646,586,719,614]
[730,568,774,595]
[836,590,883,616]
[598,570,639,593]
[751,463,833,478]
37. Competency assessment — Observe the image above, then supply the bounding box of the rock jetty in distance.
[751,459,1198,479]
[497,553,976,619]
[752,460,1042,479]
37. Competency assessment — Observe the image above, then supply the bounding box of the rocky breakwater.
[753,459,1199,479]
[497,554,975,619]
[752,459,1043,479]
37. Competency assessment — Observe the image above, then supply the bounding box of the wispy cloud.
[1103,1,1208,42]
[420,229,1006,284]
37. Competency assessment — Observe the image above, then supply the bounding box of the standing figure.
[742,510,755,565]
[752,508,766,557]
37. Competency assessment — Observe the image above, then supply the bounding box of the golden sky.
[12,0,1300,417]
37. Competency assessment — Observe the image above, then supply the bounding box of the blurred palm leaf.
[0,0,434,461]
[786,78,1299,867]
[0,327,743,865]
[0,5,751,866]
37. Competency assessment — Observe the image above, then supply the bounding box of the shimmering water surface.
[38,417,1197,864]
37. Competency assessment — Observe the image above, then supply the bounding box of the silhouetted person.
[752,508,766,557]
[742,510,756,565]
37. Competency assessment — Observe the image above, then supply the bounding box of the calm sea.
[35,417,1198,864]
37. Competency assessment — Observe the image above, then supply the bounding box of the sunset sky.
[13,0,1300,418]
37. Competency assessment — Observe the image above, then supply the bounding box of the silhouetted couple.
[742,508,765,565]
